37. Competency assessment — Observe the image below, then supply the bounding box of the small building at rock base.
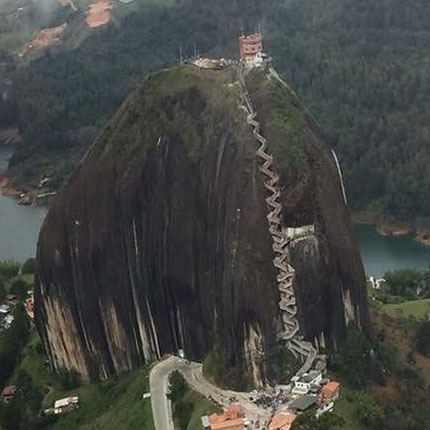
[1,385,17,403]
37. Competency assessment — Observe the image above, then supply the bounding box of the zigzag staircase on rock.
[238,69,319,376]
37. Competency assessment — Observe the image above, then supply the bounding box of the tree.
[0,261,20,279]
[334,325,372,388]
[416,321,430,356]
[22,258,36,275]
[0,279,6,302]
[268,342,301,384]
[9,279,29,301]
[353,392,386,429]
[0,304,30,387]
[58,367,79,390]
[1,398,23,430]
[173,399,193,429]
[291,411,344,430]
[168,371,187,402]
[15,370,33,396]
[383,269,426,299]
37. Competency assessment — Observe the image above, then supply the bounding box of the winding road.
[149,356,271,430]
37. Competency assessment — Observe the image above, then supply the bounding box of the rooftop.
[210,418,245,430]
[289,394,317,411]
[2,385,17,396]
[239,33,262,42]
[201,415,210,427]
[0,304,11,313]
[322,381,340,396]
[209,403,245,430]
[54,396,79,409]
[269,412,296,430]
[299,370,321,383]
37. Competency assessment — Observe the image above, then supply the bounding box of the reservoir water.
[1,146,430,276]
[0,148,47,262]
[354,223,430,278]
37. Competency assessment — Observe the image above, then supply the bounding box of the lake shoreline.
[354,223,430,278]
[0,148,47,262]
[0,148,55,207]
[352,210,430,247]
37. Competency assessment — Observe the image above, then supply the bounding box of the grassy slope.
[331,378,363,430]
[12,329,154,430]
[382,298,430,318]
[184,389,220,430]
[171,381,220,430]
[44,368,154,430]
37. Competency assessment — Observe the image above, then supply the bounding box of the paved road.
[149,358,175,430]
[149,356,271,430]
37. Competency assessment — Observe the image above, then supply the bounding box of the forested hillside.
[6,0,430,223]
[271,0,430,222]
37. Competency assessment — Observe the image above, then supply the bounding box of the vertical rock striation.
[35,65,370,389]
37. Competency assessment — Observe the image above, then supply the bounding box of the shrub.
[333,325,372,388]
[173,399,193,429]
[203,344,225,385]
[352,392,386,429]
[168,372,193,429]
[291,411,344,430]
[10,279,29,301]
[268,342,301,384]
[0,260,20,279]
[416,321,430,356]
[22,258,36,274]
[168,371,187,402]
[0,279,6,302]
[0,305,30,388]
[58,367,80,390]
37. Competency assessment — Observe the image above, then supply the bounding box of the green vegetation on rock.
[245,68,308,187]
[268,342,301,384]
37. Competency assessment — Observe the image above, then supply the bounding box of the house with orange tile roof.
[209,417,245,430]
[208,403,245,430]
[269,412,296,430]
[321,381,340,402]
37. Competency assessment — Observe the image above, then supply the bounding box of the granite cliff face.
[35,65,371,388]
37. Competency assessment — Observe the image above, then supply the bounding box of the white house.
[291,371,322,397]
[316,400,334,417]
[54,396,79,409]
[0,304,11,314]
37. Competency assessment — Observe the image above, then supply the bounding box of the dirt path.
[86,0,113,28]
